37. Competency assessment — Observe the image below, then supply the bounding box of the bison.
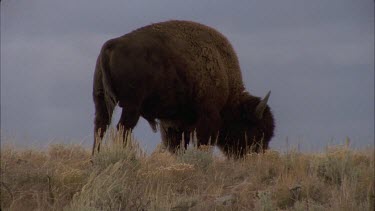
[93,20,275,158]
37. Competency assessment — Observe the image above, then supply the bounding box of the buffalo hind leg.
[117,106,140,147]
[93,95,113,155]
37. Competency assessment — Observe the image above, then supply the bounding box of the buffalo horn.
[255,91,271,119]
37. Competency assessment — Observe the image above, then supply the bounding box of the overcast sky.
[1,0,374,152]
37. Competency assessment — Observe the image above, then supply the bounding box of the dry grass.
[1,132,374,210]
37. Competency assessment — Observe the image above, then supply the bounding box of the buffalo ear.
[255,91,271,119]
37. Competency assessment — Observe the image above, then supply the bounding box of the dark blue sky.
[1,0,374,152]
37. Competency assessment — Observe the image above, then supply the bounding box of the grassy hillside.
[1,132,374,210]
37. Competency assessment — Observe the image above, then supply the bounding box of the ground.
[1,131,374,210]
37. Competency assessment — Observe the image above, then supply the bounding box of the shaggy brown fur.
[93,20,275,157]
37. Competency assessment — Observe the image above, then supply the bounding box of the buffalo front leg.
[195,109,221,146]
[161,126,190,153]
[217,141,247,159]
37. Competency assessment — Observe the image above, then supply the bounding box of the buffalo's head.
[218,91,275,157]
